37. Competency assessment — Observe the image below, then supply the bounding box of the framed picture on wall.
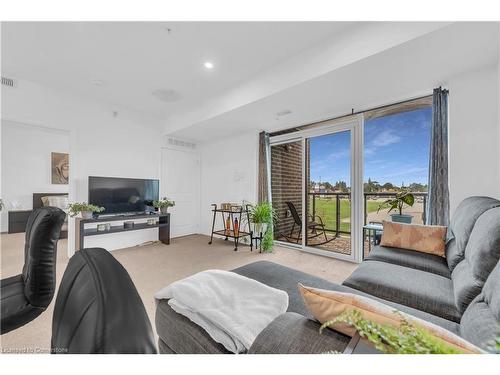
[51,152,69,184]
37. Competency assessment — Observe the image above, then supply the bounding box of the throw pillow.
[380,220,447,257]
[298,284,482,354]
[41,195,69,210]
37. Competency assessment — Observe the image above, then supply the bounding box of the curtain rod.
[269,93,433,137]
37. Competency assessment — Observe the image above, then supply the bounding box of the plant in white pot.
[249,202,278,252]
[68,202,105,219]
[377,191,415,224]
[153,197,175,214]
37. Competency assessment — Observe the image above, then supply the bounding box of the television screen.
[88,176,159,215]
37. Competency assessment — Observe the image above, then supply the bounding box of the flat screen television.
[88,176,159,215]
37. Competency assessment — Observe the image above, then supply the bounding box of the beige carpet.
[0,233,357,353]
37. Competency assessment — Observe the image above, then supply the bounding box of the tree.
[382,182,395,191]
[364,178,380,193]
[334,180,348,192]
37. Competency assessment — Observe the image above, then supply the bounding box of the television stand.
[75,212,170,251]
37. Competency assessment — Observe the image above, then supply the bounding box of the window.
[364,105,432,225]
[268,96,432,262]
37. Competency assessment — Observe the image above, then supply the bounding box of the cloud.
[370,129,402,148]
[364,129,402,156]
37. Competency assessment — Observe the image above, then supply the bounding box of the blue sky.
[309,108,432,186]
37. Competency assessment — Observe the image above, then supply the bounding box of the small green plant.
[320,310,468,354]
[487,336,500,354]
[0,198,4,212]
[249,202,278,253]
[68,202,105,217]
[153,197,175,209]
[248,202,277,224]
[261,228,275,252]
[377,191,415,215]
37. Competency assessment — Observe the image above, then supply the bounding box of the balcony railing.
[309,191,428,237]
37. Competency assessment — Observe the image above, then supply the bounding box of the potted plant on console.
[153,197,175,214]
[68,202,105,219]
[377,191,415,224]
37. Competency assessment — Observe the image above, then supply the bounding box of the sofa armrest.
[248,312,351,354]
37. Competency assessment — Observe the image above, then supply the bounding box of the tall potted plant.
[248,202,277,252]
[68,202,105,219]
[377,191,415,224]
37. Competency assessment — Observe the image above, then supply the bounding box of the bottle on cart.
[234,217,239,236]
[225,216,231,235]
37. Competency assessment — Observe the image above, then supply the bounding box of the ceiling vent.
[165,137,196,150]
[1,76,14,87]
[152,89,181,103]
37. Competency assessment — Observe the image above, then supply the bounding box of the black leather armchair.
[1,207,66,334]
[51,247,157,353]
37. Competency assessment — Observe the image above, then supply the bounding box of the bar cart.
[208,204,252,251]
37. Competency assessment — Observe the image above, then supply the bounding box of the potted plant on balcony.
[68,202,105,219]
[249,202,278,252]
[377,191,415,224]
[153,197,175,214]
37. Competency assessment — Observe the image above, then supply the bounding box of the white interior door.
[161,147,200,238]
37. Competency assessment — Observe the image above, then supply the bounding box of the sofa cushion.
[380,221,447,257]
[156,299,230,354]
[365,245,451,278]
[248,312,350,354]
[460,260,500,352]
[155,261,461,354]
[233,261,460,332]
[446,196,500,271]
[450,207,500,313]
[343,260,460,322]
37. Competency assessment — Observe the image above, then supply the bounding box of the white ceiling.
[170,22,499,142]
[2,22,497,142]
[1,21,355,119]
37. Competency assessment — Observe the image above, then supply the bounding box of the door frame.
[269,115,364,263]
[160,145,201,238]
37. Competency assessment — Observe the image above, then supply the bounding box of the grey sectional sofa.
[155,196,500,354]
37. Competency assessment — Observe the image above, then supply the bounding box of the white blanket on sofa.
[154,269,289,353]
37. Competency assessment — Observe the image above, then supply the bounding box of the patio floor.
[277,230,371,258]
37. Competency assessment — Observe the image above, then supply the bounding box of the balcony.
[275,191,428,256]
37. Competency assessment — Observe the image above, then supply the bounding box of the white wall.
[1,121,70,232]
[447,66,500,213]
[196,66,500,229]
[198,131,259,235]
[1,79,163,254]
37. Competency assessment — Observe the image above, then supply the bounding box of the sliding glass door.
[270,117,363,262]
[306,130,353,256]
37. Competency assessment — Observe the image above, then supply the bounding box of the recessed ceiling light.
[203,61,214,70]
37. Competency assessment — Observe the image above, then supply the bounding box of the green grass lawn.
[308,197,380,233]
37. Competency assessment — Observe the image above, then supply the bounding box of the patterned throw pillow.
[298,284,482,353]
[380,220,447,257]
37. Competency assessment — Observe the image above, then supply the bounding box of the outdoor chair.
[285,201,332,245]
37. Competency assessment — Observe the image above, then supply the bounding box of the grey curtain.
[257,131,270,203]
[426,87,450,226]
